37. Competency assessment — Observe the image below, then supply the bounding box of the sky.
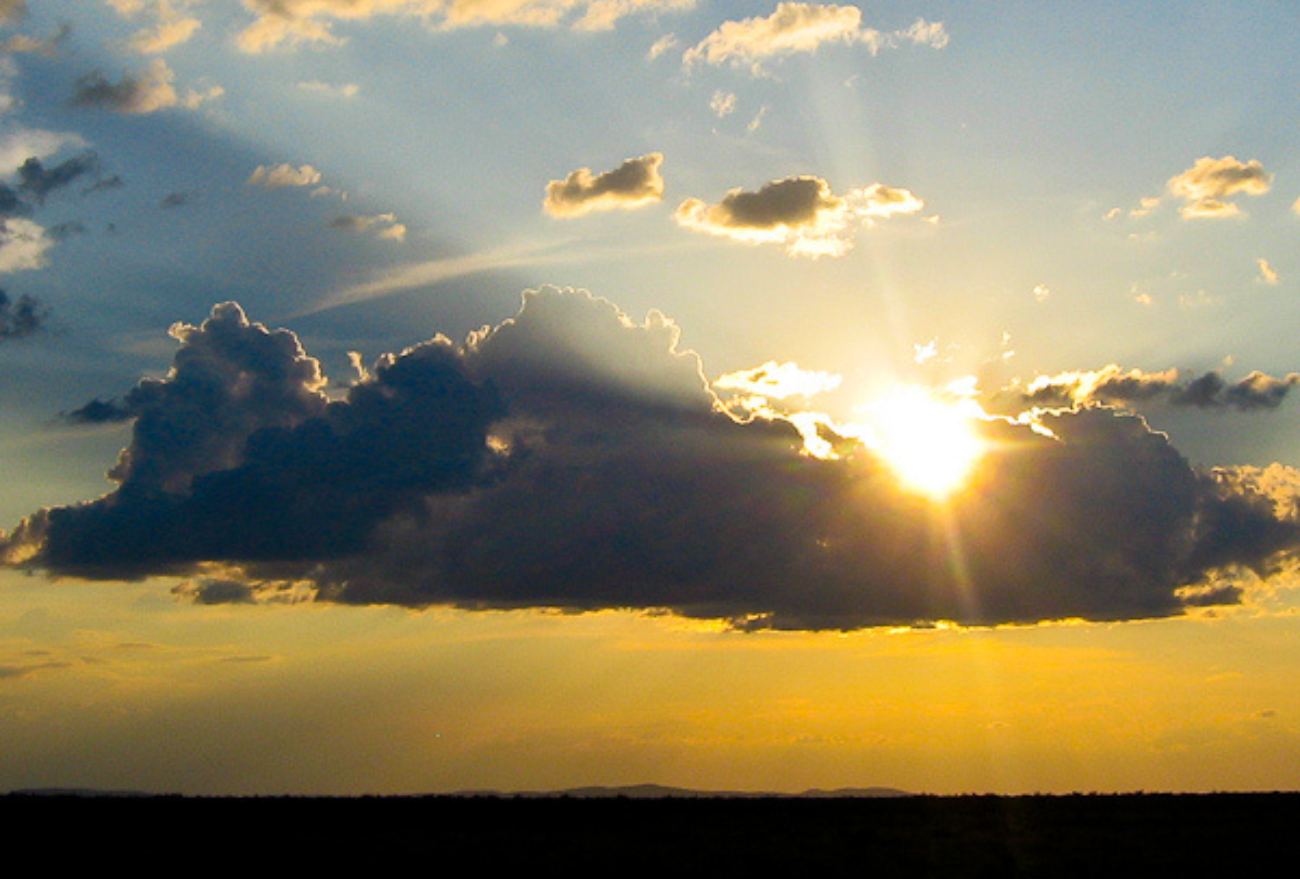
[2,0,1300,796]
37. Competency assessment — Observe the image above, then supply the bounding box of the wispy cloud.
[236,0,696,52]
[683,4,948,73]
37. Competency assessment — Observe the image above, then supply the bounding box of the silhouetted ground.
[5,791,1296,874]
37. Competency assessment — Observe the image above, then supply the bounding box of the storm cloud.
[5,287,1300,630]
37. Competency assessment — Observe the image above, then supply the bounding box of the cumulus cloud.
[683,3,948,72]
[6,287,1300,630]
[674,175,923,257]
[1013,364,1300,412]
[1167,156,1271,219]
[236,0,695,52]
[543,153,665,218]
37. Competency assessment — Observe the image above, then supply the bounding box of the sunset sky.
[2,0,1300,796]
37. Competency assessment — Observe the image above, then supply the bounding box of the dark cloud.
[14,152,103,205]
[62,397,132,425]
[0,288,45,339]
[685,175,842,231]
[1017,365,1300,413]
[5,288,1300,630]
[160,191,197,209]
[543,153,665,218]
[674,175,924,258]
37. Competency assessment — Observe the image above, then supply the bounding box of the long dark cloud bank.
[5,287,1300,629]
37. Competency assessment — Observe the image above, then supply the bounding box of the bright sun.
[862,386,985,500]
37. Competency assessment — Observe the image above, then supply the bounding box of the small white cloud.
[297,81,361,99]
[247,163,324,188]
[1257,258,1279,285]
[0,218,53,274]
[710,91,736,118]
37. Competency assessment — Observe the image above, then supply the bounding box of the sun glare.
[862,386,985,500]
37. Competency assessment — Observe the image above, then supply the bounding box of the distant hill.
[454,784,915,799]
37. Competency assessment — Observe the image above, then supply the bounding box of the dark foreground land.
[6,790,1296,874]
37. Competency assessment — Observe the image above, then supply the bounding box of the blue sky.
[2,1,1300,795]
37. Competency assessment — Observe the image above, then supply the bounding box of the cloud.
[1257,258,1279,285]
[1013,364,1300,412]
[0,128,88,176]
[543,153,665,218]
[0,0,25,26]
[0,150,117,273]
[0,287,45,339]
[6,288,1300,630]
[235,0,696,52]
[328,212,407,241]
[0,217,51,272]
[710,91,736,117]
[674,175,923,257]
[247,163,323,189]
[296,81,361,99]
[683,4,948,72]
[713,360,842,400]
[0,21,70,57]
[70,59,181,114]
[62,397,134,425]
[13,151,104,204]
[110,0,202,55]
[1167,156,1271,219]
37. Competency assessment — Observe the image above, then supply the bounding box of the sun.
[861,385,986,500]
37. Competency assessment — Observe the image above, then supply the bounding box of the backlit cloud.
[674,175,923,257]
[6,288,1300,630]
[543,153,665,218]
[683,3,948,72]
[1012,364,1300,413]
[1168,156,1271,219]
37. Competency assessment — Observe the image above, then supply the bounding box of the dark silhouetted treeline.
[4,791,1295,874]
